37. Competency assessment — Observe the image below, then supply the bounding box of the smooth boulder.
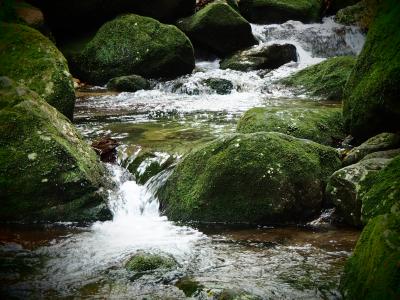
[237,106,345,146]
[75,14,195,85]
[0,23,75,119]
[280,56,356,100]
[220,44,297,71]
[159,132,341,224]
[0,77,111,222]
[342,0,400,141]
[177,1,257,55]
[107,75,150,93]
[238,0,322,24]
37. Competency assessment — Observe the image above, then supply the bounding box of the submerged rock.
[220,44,297,72]
[107,75,150,93]
[159,132,341,224]
[202,78,234,94]
[0,23,75,119]
[0,77,111,222]
[343,132,400,166]
[342,0,400,141]
[237,106,345,146]
[280,56,356,100]
[238,0,322,24]
[177,1,257,55]
[75,14,195,85]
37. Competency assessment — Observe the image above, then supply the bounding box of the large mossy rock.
[238,0,322,24]
[74,14,195,85]
[177,1,257,56]
[220,44,297,72]
[343,132,400,166]
[280,56,356,100]
[29,0,195,36]
[0,23,75,119]
[237,106,344,146]
[159,132,341,224]
[0,77,111,222]
[342,0,400,141]
[340,155,400,299]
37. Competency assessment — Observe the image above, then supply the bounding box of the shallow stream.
[1,17,365,299]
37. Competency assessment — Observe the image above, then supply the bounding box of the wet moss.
[175,277,203,297]
[125,252,176,273]
[0,77,110,222]
[76,14,195,85]
[107,75,150,93]
[238,0,322,24]
[0,23,75,119]
[280,56,357,100]
[237,106,345,146]
[342,0,400,141]
[159,132,341,224]
[177,2,257,55]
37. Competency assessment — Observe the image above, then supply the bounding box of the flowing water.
[1,17,365,299]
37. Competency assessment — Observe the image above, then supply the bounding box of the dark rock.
[202,78,234,94]
[107,75,150,93]
[91,137,120,164]
[220,44,297,72]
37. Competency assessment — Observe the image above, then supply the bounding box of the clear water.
[0,17,365,299]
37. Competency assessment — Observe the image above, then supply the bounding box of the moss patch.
[280,56,357,100]
[0,23,75,119]
[125,252,176,273]
[342,0,400,141]
[159,132,341,224]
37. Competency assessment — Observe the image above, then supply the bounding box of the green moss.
[238,0,322,24]
[107,75,150,92]
[237,106,345,146]
[76,14,195,85]
[175,277,203,297]
[125,252,176,273]
[280,56,357,100]
[159,132,341,224]
[177,2,257,55]
[0,77,110,222]
[340,213,400,299]
[359,155,400,223]
[0,23,75,119]
[343,0,400,141]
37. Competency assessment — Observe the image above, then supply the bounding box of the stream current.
[1,17,365,299]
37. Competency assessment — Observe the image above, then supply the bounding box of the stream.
[1,17,365,299]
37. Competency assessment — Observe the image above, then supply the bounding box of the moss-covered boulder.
[335,0,379,30]
[237,106,345,146]
[326,158,392,227]
[340,212,400,299]
[343,133,400,166]
[107,75,150,93]
[202,78,234,94]
[125,252,177,274]
[238,0,322,24]
[0,77,111,222]
[220,44,297,72]
[280,56,356,100]
[177,1,257,55]
[159,132,341,224]
[0,23,75,119]
[342,0,400,141]
[75,14,195,85]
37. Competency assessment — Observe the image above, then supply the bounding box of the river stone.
[202,78,234,94]
[237,106,344,146]
[75,14,195,85]
[177,1,257,55]
[0,77,111,222]
[159,132,341,224]
[0,23,75,119]
[125,252,177,274]
[107,75,150,93]
[326,157,392,227]
[342,0,400,141]
[238,0,322,24]
[343,132,400,166]
[220,44,297,72]
[361,148,400,161]
[279,56,357,100]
